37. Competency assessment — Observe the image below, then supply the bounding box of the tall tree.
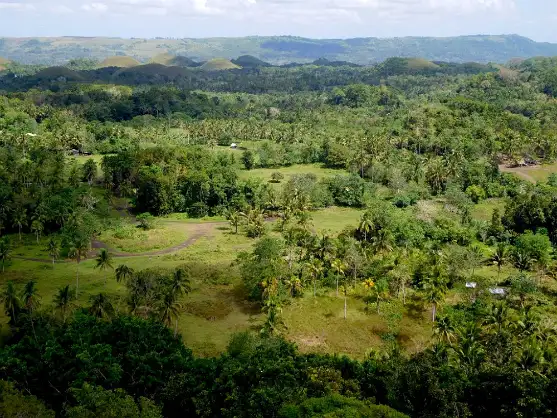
[2,281,21,325]
[95,249,114,283]
[53,285,75,322]
[331,259,346,297]
[422,270,448,322]
[89,293,115,319]
[490,243,509,280]
[115,264,134,284]
[12,208,27,241]
[68,237,90,297]
[0,237,11,273]
[30,219,44,244]
[159,291,181,337]
[46,238,60,266]
[21,280,41,317]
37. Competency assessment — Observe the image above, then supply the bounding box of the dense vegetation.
[2,53,557,416]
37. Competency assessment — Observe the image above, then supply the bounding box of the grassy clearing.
[98,220,192,253]
[239,164,343,184]
[309,207,365,234]
[0,205,523,358]
[472,198,505,221]
[500,162,557,183]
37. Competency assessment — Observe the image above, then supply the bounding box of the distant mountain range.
[1,34,557,66]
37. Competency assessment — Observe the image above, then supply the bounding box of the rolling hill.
[149,53,200,67]
[201,58,241,71]
[99,56,140,68]
[1,35,557,66]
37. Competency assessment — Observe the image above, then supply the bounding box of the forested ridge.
[2,34,557,65]
[1,55,557,417]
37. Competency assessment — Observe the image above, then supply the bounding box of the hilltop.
[201,58,241,71]
[99,56,140,68]
[2,34,557,65]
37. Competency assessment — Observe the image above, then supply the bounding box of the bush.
[136,212,156,230]
[271,172,285,183]
[465,185,487,203]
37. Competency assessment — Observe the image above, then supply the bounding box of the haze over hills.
[2,34,557,65]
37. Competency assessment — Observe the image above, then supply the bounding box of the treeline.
[1,300,557,417]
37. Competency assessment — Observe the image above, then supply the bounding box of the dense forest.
[1,53,557,417]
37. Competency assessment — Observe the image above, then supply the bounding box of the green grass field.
[0,197,529,358]
[500,162,557,183]
[239,164,343,184]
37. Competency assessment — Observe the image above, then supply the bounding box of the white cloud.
[82,2,109,12]
[0,2,35,11]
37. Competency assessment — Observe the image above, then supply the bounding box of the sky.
[0,0,556,42]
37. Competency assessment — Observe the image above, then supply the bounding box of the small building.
[466,282,477,289]
[489,288,506,297]
[230,143,237,149]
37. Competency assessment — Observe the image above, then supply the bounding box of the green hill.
[34,66,85,81]
[231,55,271,68]
[99,56,140,68]
[112,63,191,81]
[201,58,241,71]
[150,53,201,67]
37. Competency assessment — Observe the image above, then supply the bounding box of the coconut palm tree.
[12,208,27,241]
[170,268,191,297]
[433,316,456,344]
[422,271,448,323]
[358,213,374,242]
[2,281,21,325]
[89,293,115,319]
[159,291,182,337]
[95,249,114,283]
[306,258,323,297]
[53,285,75,322]
[46,238,60,266]
[21,280,41,316]
[490,243,509,280]
[68,237,89,297]
[331,259,346,297]
[115,264,134,284]
[0,237,11,273]
[30,219,44,244]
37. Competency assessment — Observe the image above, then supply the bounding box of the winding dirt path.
[498,164,537,183]
[13,221,228,264]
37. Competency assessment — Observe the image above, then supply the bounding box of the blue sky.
[0,0,556,41]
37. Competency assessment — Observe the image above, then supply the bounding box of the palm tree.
[68,237,90,297]
[53,285,75,322]
[227,210,241,234]
[358,213,374,242]
[306,258,323,297]
[115,264,134,284]
[12,209,27,241]
[467,245,484,278]
[331,259,346,297]
[30,219,44,244]
[95,249,114,283]
[89,293,115,319]
[422,271,448,323]
[159,291,182,337]
[170,268,192,297]
[46,238,60,266]
[0,237,11,273]
[2,281,21,325]
[433,316,456,344]
[490,243,509,280]
[21,280,41,316]
[513,250,535,272]
[371,229,394,255]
